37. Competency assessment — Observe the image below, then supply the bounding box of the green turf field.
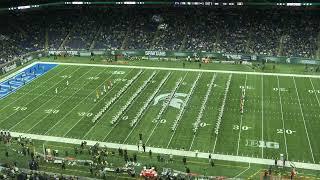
[1,61,320,166]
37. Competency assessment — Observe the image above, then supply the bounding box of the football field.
[0,62,319,166]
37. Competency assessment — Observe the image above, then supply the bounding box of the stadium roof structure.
[1,0,320,9]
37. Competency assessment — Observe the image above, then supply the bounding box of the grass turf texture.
[1,62,320,166]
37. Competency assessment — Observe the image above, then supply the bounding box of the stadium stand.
[152,10,186,51]
[282,13,319,58]
[185,10,219,52]
[0,8,319,64]
[47,11,79,50]
[95,10,131,50]
[247,11,284,56]
[125,10,158,50]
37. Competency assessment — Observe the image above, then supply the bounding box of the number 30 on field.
[277,129,295,135]
[233,125,251,131]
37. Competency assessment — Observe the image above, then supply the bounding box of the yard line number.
[87,77,99,80]
[191,122,209,127]
[273,88,287,92]
[112,71,125,75]
[233,125,251,131]
[61,75,72,79]
[13,106,27,111]
[277,129,296,135]
[151,120,210,127]
[152,119,167,124]
[78,112,93,117]
[45,109,60,114]
[240,86,254,90]
[308,90,320,94]
[114,78,127,82]
[199,122,208,127]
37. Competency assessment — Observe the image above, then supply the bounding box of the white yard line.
[189,74,216,151]
[27,67,99,133]
[82,69,137,139]
[60,69,109,137]
[233,163,250,178]
[188,133,197,152]
[166,73,202,148]
[39,61,320,78]
[236,74,247,156]
[66,71,151,138]
[4,62,319,167]
[261,75,264,158]
[1,67,80,127]
[212,74,232,154]
[122,72,171,144]
[44,67,124,135]
[101,71,157,141]
[145,74,187,145]
[309,78,320,110]
[276,76,289,160]
[9,131,320,171]
[0,65,66,111]
[292,77,315,163]
[10,67,87,131]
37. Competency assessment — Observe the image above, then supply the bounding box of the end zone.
[0,63,57,99]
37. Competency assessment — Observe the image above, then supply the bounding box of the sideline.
[9,131,320,171]
[38,61,320,78]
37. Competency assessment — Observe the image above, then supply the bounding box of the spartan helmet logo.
[153,93,188,109]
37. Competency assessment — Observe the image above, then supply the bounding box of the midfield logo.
[153,93,187,109]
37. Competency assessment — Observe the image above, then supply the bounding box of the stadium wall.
[48,49,320,65]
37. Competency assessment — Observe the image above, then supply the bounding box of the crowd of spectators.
[63,11,100,50]
[215,12,252,54]
[247,11,284,56]
[282,13,319,58]
[0,12,45,65]
[152,11,186,51]
[95,10,131,50]
[185,11,222,52]
[125,11,158,50]
[0,8,319,65]
[47,11,79,50]
[0,131,11,144]
[0,166,80,180]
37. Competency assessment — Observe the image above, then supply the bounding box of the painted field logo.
[245,139,279,149]
[153,93,187,109]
